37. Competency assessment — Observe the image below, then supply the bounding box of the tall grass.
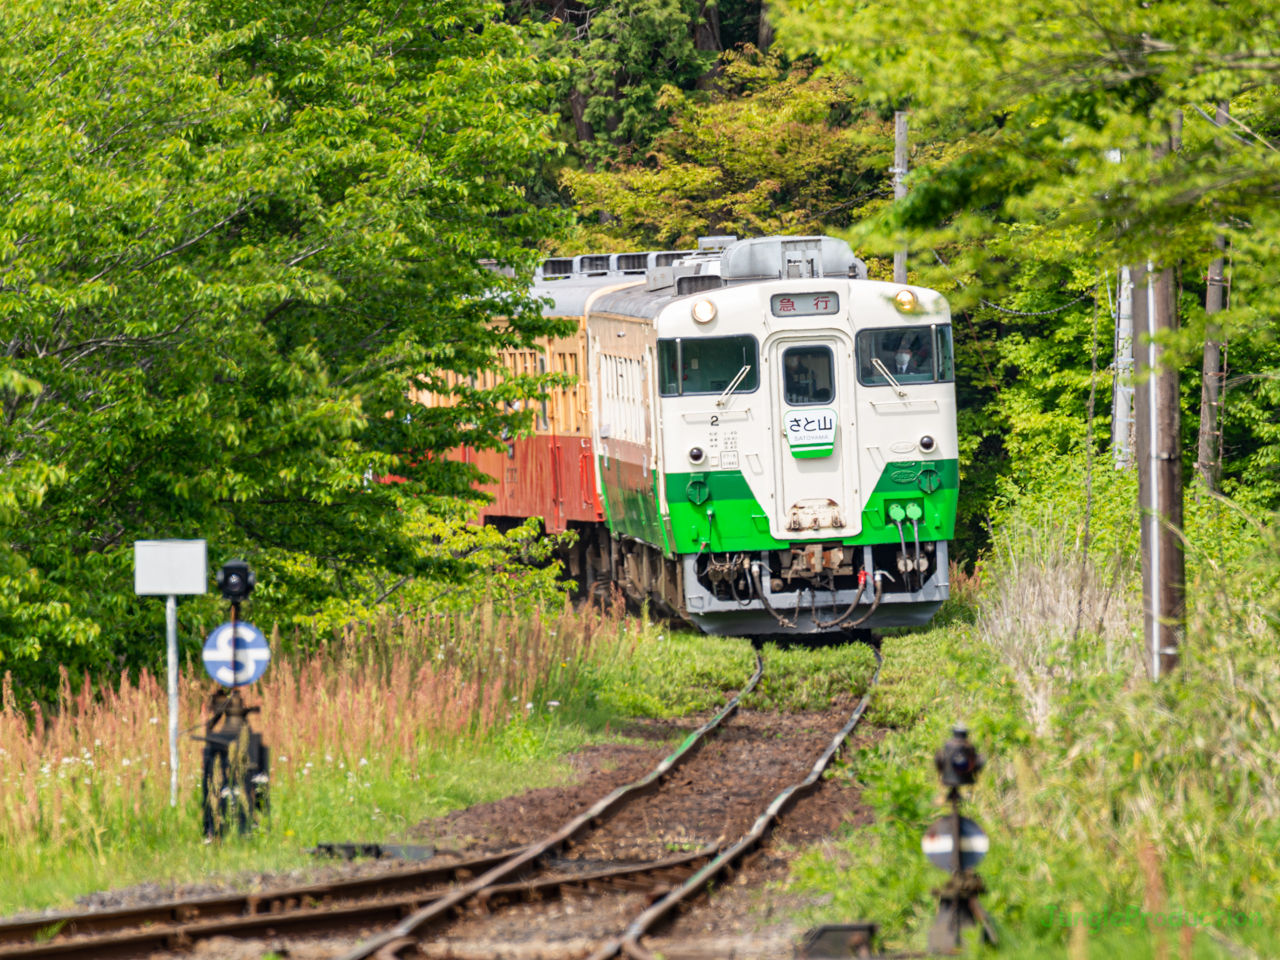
[974,503,1140,734]
[790,475,1280,957]
[0,602,633,912]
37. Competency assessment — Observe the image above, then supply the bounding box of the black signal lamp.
[217,559,257,603]
[935,723,984,788]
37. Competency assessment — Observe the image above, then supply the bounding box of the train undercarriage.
[557,522,948,636]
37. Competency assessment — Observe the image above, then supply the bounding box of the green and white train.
[474,234,958,636]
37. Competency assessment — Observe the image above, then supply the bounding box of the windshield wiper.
[871,358,908,397]
[715,365,752,407]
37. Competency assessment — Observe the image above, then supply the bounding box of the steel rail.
[0,847,531,947]
[588,647,883,960]
[0,850,717,960]
[337,651,763,960]
[0,651,762,960]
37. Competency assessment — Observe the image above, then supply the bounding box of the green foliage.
[0,603,883,912]
[592,626,878,717]
[786,492,1280,957]
[1,721,590,914]
[592,629,756,716]
[562,51,894,246]
[0,0,571,696]
[261,511,577,633]
[511,0,713,163]
[767,0,1280,553]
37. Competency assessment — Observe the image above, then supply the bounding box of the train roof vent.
[617,253,649,273]
[719,235,867,281]
[579,254,611,275]
[655,250,696,267]
[676,274,724,296]
[697,235,738,252]
[539,258,574,278]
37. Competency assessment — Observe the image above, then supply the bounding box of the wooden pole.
[1132,264,1185,679]
[893,112,909,284]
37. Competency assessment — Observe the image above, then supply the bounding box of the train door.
[769,335,861,537]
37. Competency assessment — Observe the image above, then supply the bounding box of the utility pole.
[893,112,909,284]
[1197,103,1230,492]
[1112,268,1135,468]
[1131,264,1184,679]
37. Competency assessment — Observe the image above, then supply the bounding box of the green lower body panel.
[597,453,668,551]
[661,460,958,555]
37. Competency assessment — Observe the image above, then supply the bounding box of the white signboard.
[134,540,207,595]
[784,407,838,458]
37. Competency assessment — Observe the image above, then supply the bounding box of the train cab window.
[936,325,955,381]
[856,325,954,386]
[658,335,759,396]
[782,345,835,405]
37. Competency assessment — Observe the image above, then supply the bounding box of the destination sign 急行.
[771,292,840,317]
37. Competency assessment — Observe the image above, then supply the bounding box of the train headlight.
[691,299,717,324]
[919,435,936,452]
[894,289,918,312]
[689,447,706,464]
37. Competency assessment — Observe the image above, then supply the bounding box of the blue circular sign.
[202,622,271,687]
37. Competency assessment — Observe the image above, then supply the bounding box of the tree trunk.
[695,0,723,52]
[694,0,723,89]
[568,88,594,147]
[757,6,775,52]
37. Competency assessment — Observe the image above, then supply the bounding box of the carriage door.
[771,336,860,538]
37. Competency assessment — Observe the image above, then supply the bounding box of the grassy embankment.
[14,467,1272,960]
[783,481,1280,959]
[0,601,877,914]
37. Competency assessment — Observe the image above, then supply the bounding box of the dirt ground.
[413,705,875,860]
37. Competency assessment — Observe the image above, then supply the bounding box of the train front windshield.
[856,326,954,385]
[658,336,760,396]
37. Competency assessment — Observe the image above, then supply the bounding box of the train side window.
[856,326,948,385]
[782,345,835,405]
[935,325,955,381]
[658,335,759,396]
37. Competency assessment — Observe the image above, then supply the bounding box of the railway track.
[0,654,764,960]
[345,647,883,960]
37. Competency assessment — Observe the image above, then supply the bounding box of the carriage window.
[856,325,953,386]
[782,345,835,405]
[658,335,759,396]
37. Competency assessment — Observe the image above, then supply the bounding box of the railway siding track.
[0,654,764,960]
[0,852,717,960]
[0,848,528,948]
